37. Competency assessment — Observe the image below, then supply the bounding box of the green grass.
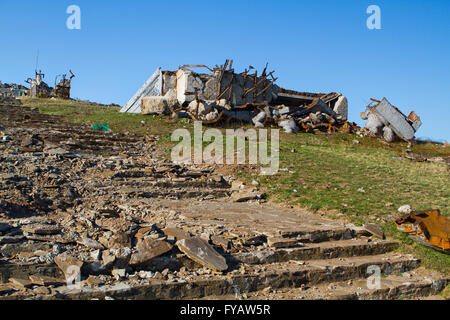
[20,97,194,151]
[21,97,450,274]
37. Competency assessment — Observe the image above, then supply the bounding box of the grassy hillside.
[20,97,450,274]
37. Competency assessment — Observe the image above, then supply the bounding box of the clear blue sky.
[1,0,449,141]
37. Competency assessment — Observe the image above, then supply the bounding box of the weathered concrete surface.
[141,96,176,115]
[370,98,416,141]
[176,68,204,106]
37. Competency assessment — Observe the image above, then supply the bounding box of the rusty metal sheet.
[394,209,450,253]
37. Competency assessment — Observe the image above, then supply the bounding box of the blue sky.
[1,0,449,141]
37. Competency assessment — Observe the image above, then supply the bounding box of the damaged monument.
[121,60,354,135]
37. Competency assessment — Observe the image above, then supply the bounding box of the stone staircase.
[0,103,447,300]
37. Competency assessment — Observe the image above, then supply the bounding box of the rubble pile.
[122,60,362,135]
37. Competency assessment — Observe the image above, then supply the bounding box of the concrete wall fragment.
[121,68,162,114]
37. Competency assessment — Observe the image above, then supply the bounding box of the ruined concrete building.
[121,60,351,134]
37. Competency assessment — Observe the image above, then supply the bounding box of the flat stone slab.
[9,277,33,289]
[163,228,191,241]
[22,224,61,235]
[176,236,228,272]
[130,239,173,266]
[363,223,385,239]
[29,275,65,286]
[267,237,302,248]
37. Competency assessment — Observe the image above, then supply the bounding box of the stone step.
[219,268,449,300]
[230,239,399,265]
[5,253,420,300]
[109,179,230,190]
[0,262,64,284]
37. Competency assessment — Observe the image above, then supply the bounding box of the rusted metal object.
[394,209,449,253]
[54,70,75,99]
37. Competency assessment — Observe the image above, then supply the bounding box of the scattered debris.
[395,209,449,253]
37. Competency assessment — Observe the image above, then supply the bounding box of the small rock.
[111,269,127,281]
[398,205,411,214]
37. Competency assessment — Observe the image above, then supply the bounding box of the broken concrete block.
[333,96,348,121]
[252,111,267,125]
[188,100,214,116]
[176,236,228,271]
[365,113,384,135]
[370,98,416,141]
[176,68,204,105]
[141,96,176,115]
[308,98,336,116]
[383,126,395,143]
[279,119,299,133]
[129,238,173,266]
